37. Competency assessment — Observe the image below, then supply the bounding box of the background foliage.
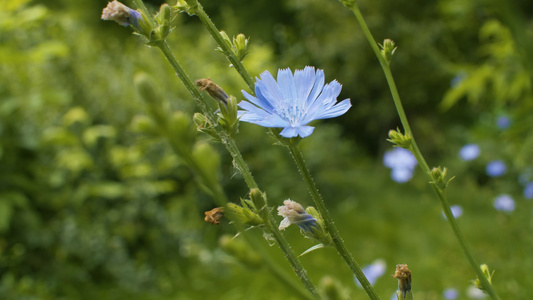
[1,0,532,299]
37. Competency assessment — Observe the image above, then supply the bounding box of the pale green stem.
[288,144,380,300]
[140,36,320,299]
[345,2,500,299]
[184,0,255,91]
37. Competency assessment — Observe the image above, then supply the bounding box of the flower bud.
[192,142,221,185]
[233,33,249,61]
[219,235,263,269]
[380,39,397,65]
[101,1,152,36]
[473,264,495,291]
[155,4,172,39]
[278,200,331,244]
[219,96,240,136]
[387,128,412,149]
[195,78,229,105]
[393,264,413,300]
[429,166,454,190]
[130,115,159,136]
[193,113,219,140]
[225,201,263,226]
[170,111,196,146]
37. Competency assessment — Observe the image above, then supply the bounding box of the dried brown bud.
[393,264,412,297]
[204,207,224,225]
[195,78,228,105]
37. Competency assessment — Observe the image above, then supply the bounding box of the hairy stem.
[345,2,500,299]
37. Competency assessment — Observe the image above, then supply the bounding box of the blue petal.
[313,99,351,120]
[242,89,275,113]
[258,71,285,106]
[294,67,316,105]
[280,125,315,138]
[277,68,298,106]
[307,69,325,105]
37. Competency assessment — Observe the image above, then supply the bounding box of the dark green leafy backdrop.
[1,0,532,299]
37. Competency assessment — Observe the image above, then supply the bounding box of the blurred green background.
[1,0,533,299]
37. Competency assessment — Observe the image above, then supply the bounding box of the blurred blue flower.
[494,194,515,212]
[459,144,480,161]
[277,200,317,233]
[486,160,506,177]
[443,288,459,300]
[523,182,533,199]
[496,115,511,129]
[238,66,351,138]
[101,0,142,29]
[442,205,463,219]
[383,148,417,183]
[355,259,386,287]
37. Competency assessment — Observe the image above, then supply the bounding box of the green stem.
[184,0,255,91]
[346,2,500,299]
[149,40,320,299]
[288,144,380,300]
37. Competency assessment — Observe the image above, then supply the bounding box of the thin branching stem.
[345,2,500,299]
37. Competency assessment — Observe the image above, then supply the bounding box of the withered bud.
[195,78,229,105]
[204,207,224,225]
[393,264,412,297]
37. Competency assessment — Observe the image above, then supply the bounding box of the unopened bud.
[380,39,397,65]
[429,166,454,190]
[473,264,495,291]
[387,128,412,148]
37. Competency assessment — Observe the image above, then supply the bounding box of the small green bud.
[233,34,249,61]
[193,112,219,140]
[155,4,172,40]
[320,276,348,300]
[63,106,90,127]
[225,202,263,226]
[474,264,495,291]
[130,115,159,136]
[380,39,397,65]
[429,166,454,190]
[219,235,263,269]
[192,142,221,185]
[249,188,268,219]
[170,111,196,146]
[387,128,412,148]
[218,96,240,136]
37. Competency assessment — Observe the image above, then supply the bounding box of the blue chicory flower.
[355,259,386,287]
[443,288,459,300]
[523,182,533,199]
[238,66,351,138]
[101,0,142,29]
[493,194,515,212]
[383,148,417,183]
[459,144,480,161]
[486,160,506,177]
[277,200,318,233]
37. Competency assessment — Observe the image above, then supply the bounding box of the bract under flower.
[238,66,351,138]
